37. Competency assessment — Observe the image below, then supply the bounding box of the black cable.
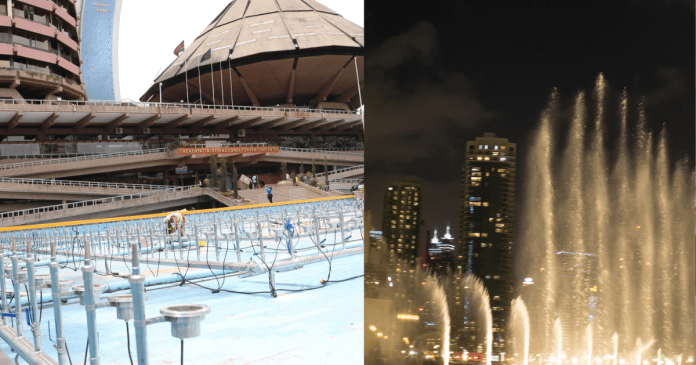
[65,338,74,365]
[83,338,89,365]
[126,322,134,365]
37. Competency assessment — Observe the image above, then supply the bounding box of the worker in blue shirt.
[265,185,273,203]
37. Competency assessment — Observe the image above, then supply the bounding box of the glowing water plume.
[464,275,493,365]
[615,88,633,349]
[589,73,610,350]
[656,127,673,354]
[658,349,662,365]
[636,100,655,344]
[555,318,563,365]
[426,277,451,365]
[521,90,557,354]
[635,337,656,365]
[522,75,694,358]
[512,297,530,365]
[613,333,619,365]
[560,91,587,347]
[672,160,696,353]
[586,324,593,365]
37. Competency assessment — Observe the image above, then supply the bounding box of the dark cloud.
[366,21,499,183]
[645,67,689,107]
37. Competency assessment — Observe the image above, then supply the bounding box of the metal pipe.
[25,247,41,352]
[11,241,23,338]
[129,243,149,365]
[234,223,241,263]
[194,223,200,261]
[313,207,321,254]
[0,325,58,365]
[49,242,67,365]
[214,223,220,262]
[339,208,346,250]
[0,248,8,326]
[81,240,100,365]
[257,221,265,261]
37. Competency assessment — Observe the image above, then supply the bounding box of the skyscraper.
[459,132,516,351]
[382,177,423,272]
[77,0,122,100]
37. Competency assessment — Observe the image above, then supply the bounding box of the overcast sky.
[118,0,364,102]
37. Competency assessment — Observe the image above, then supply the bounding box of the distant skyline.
[365,1,695,254]
[118,0,364,102]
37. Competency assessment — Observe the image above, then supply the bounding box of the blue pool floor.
[0,251,364,364]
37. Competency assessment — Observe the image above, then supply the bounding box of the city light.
[369,326,376,331]
[397,314,420,320]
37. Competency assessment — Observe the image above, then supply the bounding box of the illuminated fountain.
[519,73,695,364]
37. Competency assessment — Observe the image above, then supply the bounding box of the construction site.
[0,196,364,364]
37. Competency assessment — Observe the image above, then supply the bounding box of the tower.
[382,177,422,271]
[78,0,122,100]
[459,132,516,351]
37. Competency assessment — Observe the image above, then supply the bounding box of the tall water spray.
[512,297,531,365]
[521,90,557,354]
[556,318,563,365]
[426,276,451,365]
[463,275,493,365]
[521,74,695,359]
[613,333,619,365]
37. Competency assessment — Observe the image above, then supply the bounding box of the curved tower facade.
[78,0,121,101]
[0,0,85,100]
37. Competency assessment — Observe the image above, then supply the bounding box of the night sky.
[364,1,695,249]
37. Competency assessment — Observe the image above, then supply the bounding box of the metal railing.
[315,164,364,177]
[314,147,364,152]
[0,147,170,170]
[0,177,172,190]
[278,147,364,156]
[0,153,101,160]
[329,178,363,184]
[180,143,269,148]
[0,186,196,219]
[0,99,362,115]
[170,144,363,156]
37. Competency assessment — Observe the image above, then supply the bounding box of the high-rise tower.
[77,0,121,100]
[459,132,516,351]
[382,177,422,271]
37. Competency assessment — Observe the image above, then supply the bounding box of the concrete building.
[77,0,122,101]
[0,0,363,226]
[0,0,84,100]
[141,0,364,115]
[459,132,516,352]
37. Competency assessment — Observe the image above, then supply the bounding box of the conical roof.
[143,0,363,110]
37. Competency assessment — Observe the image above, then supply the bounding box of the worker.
[164,211,186,236]
[265,185,273,203]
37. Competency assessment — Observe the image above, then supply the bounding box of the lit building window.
[482,202,489,206]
